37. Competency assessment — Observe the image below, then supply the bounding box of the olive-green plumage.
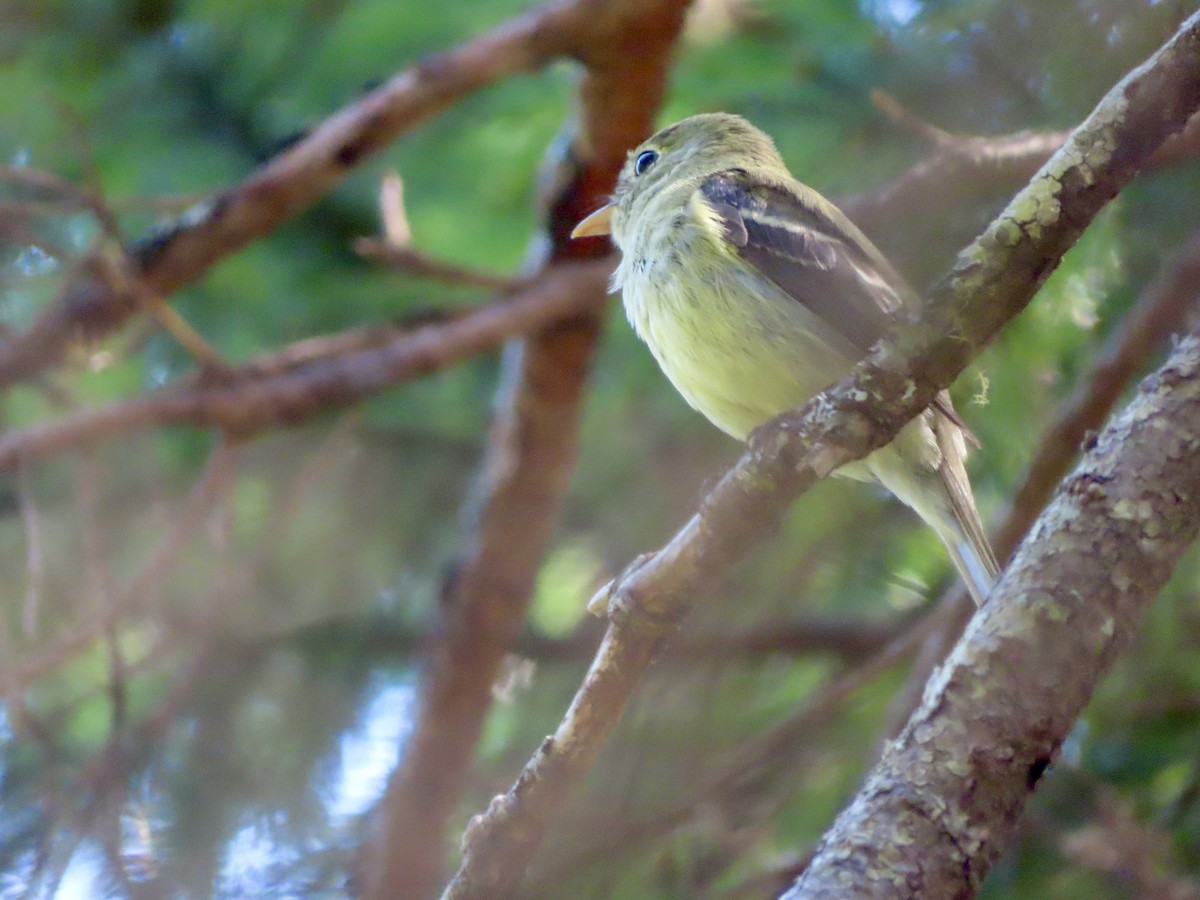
[574,113,998,604]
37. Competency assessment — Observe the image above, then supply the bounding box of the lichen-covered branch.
[881,229,1200,742]
[786,326,1200,898]
[443,12,1200,899]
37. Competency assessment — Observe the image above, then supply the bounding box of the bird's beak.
[570,202,615,239]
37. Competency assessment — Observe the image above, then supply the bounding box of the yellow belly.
[621,254,854,440]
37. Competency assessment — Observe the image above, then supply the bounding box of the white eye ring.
[634,150,659,176]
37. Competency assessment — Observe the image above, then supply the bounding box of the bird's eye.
[634,150,659,176]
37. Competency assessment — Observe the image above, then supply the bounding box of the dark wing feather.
[700,170,980,446]
[700,169,910,355]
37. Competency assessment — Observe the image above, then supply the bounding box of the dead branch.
[355,170,527,291]
[443,13,1200,899]
[275,612,900,669]
[355,237,526,292]
[869,90,960,147]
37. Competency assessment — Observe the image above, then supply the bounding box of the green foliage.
[2,0,1199,896]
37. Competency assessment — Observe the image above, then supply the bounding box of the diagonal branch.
[443,11,1200,899]
[786,324,1200,898]
[0,0,662,389]
[881,229,1200,742]
[0,261,610,472]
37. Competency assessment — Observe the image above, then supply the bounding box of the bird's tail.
[932,394,1000,606]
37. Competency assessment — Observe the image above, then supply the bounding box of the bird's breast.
[618,225,854,440]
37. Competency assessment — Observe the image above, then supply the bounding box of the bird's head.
[571,113,784,248]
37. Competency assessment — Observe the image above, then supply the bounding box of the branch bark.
[881,229,1200,742]
[785,325,1200,898]
[443,12,1200,899]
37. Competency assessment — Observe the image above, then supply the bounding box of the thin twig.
[870,89,959,147]
[357,170,528,291]
[379,171,412,246]
[355,237,527,292]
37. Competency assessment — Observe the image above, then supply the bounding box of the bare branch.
[379,171,413,247]
[869,89,960,147]
[355,171,528,291]
[444,12,1200,899]
[0,0,684,389]
[364,1,694,896]
[277,613,901,669]
[355,237,525,292]
[0,261,610,471]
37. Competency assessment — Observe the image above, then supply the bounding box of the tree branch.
[0,0,659,389]
[278,613,901,668]
[786,323,1200,897]
[443,12,1200,898]
[361,3,693,897]
[0,261,610,471]
[881,227,1200,742]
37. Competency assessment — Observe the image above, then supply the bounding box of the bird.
[571,112,999,605]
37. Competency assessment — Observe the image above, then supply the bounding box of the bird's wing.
[699,169,912,355]
[698,169,978,443]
